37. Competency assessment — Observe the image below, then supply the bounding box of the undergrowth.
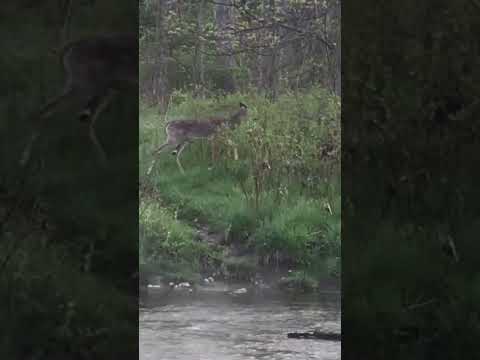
[139,89,341,284]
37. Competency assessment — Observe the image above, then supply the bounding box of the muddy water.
[140,285,341,360]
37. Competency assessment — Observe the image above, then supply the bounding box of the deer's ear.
[239,102,247,109]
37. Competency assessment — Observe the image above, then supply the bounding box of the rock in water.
[147,284,162,289]
[231,288,247,295]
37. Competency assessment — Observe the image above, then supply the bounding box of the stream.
[140,283,341,360]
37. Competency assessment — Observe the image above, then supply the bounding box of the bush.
[140,88,341,280]
[139,199,218,280]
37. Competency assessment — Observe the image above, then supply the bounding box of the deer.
[20,33,138,167]
[147,102,248,175]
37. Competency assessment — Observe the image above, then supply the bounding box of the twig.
[471,0,480,11]
[61,0,73,45]
[406,298,438,311]
[1,163,36,231]
[0,225,36,274]
[206,0,334,50]
[446,235,459,263]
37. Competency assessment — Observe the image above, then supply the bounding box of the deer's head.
[237,102,248,120]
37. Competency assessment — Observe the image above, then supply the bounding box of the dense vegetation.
[343,1,480,358]
[140,90,341,285]
[139,0,341,289]
[0,2,138,358]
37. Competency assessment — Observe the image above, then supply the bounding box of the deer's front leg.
[20,85,77,167]
[175,141,189,174]
[226,138,238,160]
[210,137,217,164]
[146,141,171,175]
[78,94,104,122]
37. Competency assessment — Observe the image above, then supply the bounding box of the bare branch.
[277,23,334,50]
[471,0,480,11]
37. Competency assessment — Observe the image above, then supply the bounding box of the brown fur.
[147,103,248,174]
[21,33,137,167]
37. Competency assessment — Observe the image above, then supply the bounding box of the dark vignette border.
[0,2,139,358]
[342,1,480,359]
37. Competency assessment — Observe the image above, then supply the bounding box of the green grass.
[139,90,341,282]
[139,194,220,277]
[0,239,137,358]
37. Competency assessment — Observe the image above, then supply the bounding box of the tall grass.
[139,194,219,281]
[139,88,341,279]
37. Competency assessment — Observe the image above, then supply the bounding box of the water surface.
[140,285,341,360]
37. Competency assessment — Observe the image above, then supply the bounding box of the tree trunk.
[215,0,236,93]
[333,0,341,96]
[59,0,73,45]
[194,0,206,97]
[262,0,279,100]
[152,0,168,106]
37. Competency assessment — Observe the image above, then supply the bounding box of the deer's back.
[167,118,226,138]
[62,34,137,90]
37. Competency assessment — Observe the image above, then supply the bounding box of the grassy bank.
[139,89,341,288]
[0,239,137,358]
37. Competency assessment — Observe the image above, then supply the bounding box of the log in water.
[287,331,341,341]
[140,284,341,360]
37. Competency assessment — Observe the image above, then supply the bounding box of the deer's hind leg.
[174,141,189,174]
[209,136,221,168]
[38,81,76,120]
[88,90,116,166]
[172,141,186,155]
[78,94,103,122]
[152,141,171,155]
[147,139,174,175]
[20,83,77,167]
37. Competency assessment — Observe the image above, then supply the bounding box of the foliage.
[342,0,480,357]
[140,0,341,100]
[140,89,341,282]
[221,256,257,281]
[139,0,341,288]
[142,88,340,201]
[277,270,318,292]
[0,1,137,358]
[0,237,137,358]
[139,194,219,280]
